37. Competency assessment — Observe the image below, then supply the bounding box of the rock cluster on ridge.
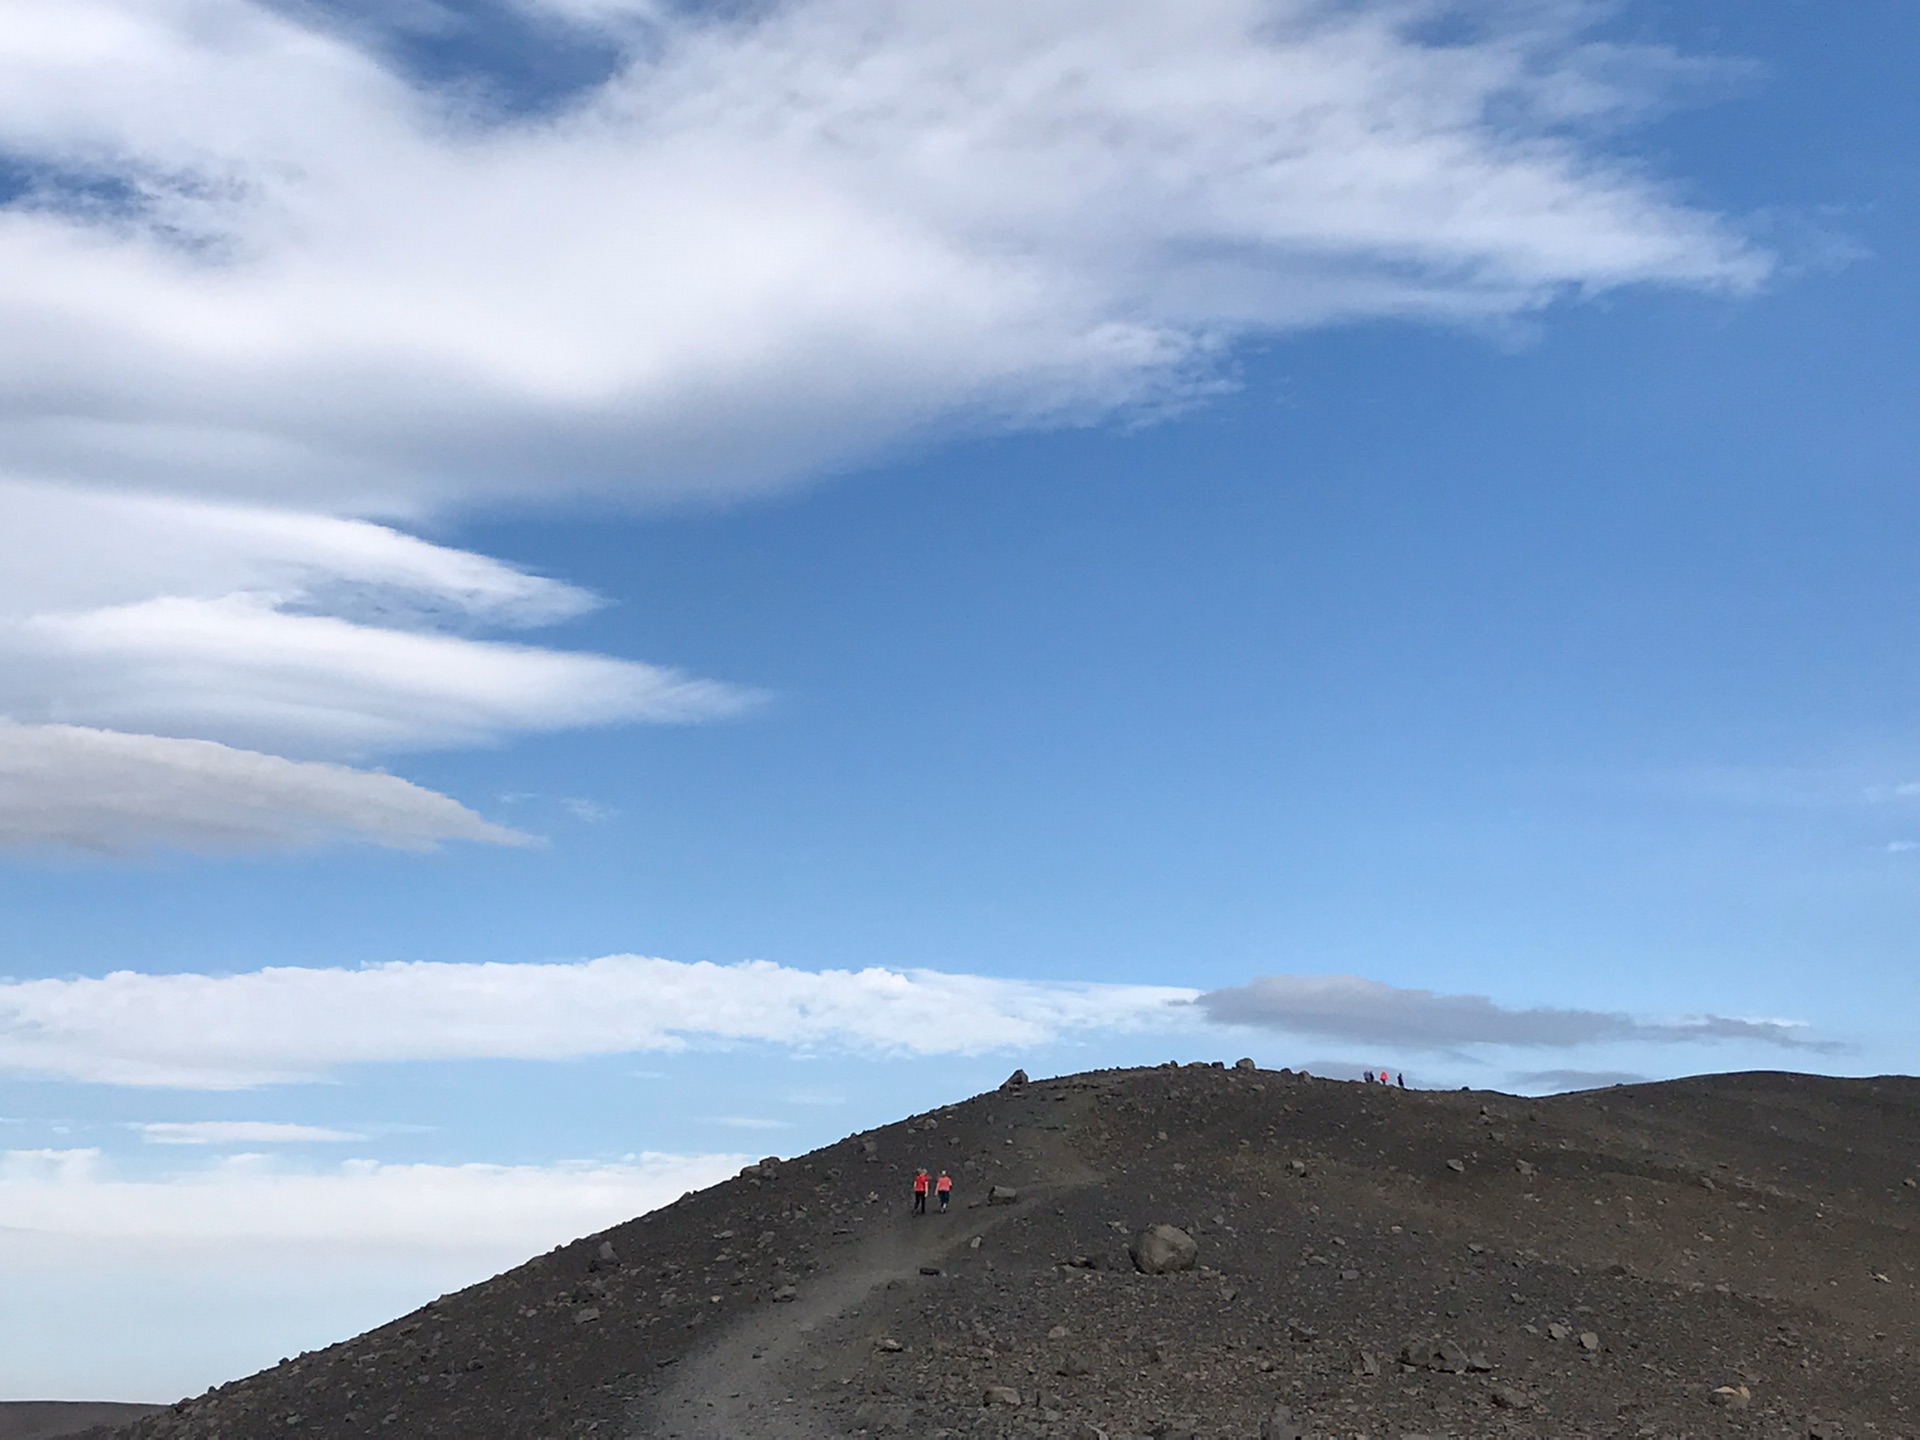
[79,1064,1920,1438]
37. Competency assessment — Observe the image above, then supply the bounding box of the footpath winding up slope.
[94,1065,1920,1438]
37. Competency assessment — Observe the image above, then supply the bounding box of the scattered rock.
[1131,1224,1199,1274]
[1445,1158,1467,1173]
[771,1285,798,1302]
[987,1185,1020,1206]
[1579,1331,1600,1352]
[1259,1403,1306,1440]
[1287,1321,1320,1344]
[1710,1384,1752,1409]
[1001,1069,1030,1090]
[919,1265,942,1276]
[1287,1159,1308,1176]
[1351,1347,1381,1376]
[1235,1057,1258,1071]
[1402,1338,1476,1374]
[571,1307,599,1325]
[982,1385,1023,1407]
[875,1337,903,1353]
[1547,1323,1572,1342]
[1490,1383,1529,1409]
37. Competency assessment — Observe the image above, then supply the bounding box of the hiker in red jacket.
[912,1168,929,1215]
[935,1170,953,1212]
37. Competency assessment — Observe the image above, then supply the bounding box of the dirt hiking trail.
[633,1096,1100,1438]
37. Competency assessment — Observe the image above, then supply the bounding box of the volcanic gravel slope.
[103,1064,1919,1439]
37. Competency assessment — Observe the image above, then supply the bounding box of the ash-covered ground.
[76,1064,1920,1438]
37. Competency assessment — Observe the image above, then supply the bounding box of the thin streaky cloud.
[137,1121,367,1146]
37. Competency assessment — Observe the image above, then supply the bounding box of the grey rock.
[987,1185,1020,1206]
[1001,1069,1030,1090]
[1445,1158,1467,1173]
[1261,1403,1306,1439]
[1130,1224,1199,1275]
[1402,1338,1471,1374]
[983,1385,1023,1407]
[1235,1057,1258,1071]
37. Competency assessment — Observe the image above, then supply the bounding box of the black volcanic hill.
[97,1064,1919,1438]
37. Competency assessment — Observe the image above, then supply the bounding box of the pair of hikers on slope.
[911,1168,952,1215]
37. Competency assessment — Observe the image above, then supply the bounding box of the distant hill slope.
[0,1404,163,1440]
[102,1065,1919,1438]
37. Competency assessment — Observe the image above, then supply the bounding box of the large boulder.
[1130,1224,1199,1275]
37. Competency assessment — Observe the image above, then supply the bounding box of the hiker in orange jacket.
[912,1168,929,1215]
[935,1170,953,1212]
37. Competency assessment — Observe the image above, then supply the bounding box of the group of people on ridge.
[911,1168,952,1214]
[1364,1069,1407,1087]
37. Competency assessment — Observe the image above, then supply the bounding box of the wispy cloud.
[0,0,1765,517]
[136,1121,366,1145]
[1196,974,1831,1052]
[0,955,1201,1088]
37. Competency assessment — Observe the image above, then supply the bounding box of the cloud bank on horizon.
[0,0,1765,851]
[1198,973,1834,1054]
[0,956,1823,1089]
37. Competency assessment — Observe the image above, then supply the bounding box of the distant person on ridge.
[1397,1072,1406,1089]
[1380,1070,1389,1085]
[936,1170,952,1212]
[912,1168,929,1215]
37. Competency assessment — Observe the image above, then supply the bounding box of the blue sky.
[1,0,1916,1402]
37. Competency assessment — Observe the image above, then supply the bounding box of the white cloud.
[0,0,1763,517]
[1197,973,1831,1052]
[0,482,754,849]
[0,722,529,853]
[0,954,1202,1087]
[0,482,758,760]
[0,1,1766,847]
[0,1146,745,1399]
[0,1145,738,1248]
[137,1121,366,1145]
